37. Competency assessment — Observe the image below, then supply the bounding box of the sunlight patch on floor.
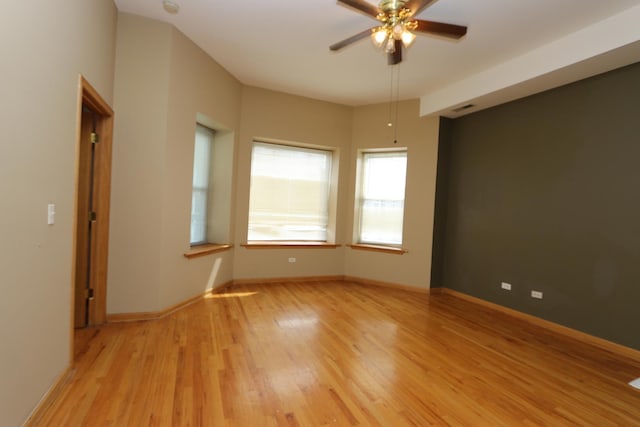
[205,291,259,299]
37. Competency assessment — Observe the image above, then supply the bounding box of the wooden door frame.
[70,76,113,352]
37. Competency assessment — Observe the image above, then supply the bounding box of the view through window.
[190,124,214,245]
[357,150,407,247]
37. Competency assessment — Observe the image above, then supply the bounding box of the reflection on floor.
[38,280,640,426]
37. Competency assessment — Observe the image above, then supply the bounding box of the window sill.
[348,244,407,255]
[184,243,233,259]
[241,242,341,249]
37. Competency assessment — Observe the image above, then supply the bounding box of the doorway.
[72,76,113,333]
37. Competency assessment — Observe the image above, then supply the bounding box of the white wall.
[0,1,117,425]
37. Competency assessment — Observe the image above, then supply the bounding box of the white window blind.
[248,142,332,241]
[358,150,407,246]
[190,124,214,245]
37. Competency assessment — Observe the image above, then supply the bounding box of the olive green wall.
[438,61,640,350]
[430,117,453,288]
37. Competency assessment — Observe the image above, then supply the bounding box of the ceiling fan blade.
[388,40,403,65]
[414,20,467,39]
[337,0,380,18]
[404,0,438,17]
[330,28,374,51]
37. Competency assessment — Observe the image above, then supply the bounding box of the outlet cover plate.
[531,290,543,299]
[501,282,512,291]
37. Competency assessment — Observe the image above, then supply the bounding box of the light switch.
[47,204,55,225]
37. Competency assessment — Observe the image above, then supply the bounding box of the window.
[248,141,333,242]
[190,124,215,245]
[356,150,407,247]
[186,116,234,255]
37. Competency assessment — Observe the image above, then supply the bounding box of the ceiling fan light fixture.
[330,0,468,65]
[392,23,404,40]
[384,37,396,53]
[401,30,416,47]
[372,28,388,48]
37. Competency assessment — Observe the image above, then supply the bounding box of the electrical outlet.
[531,290,543,299]
[501,282,512,291]
[288,257,296,263]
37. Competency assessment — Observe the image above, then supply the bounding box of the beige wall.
[345,100,440,289]
[109,16,440,314]
[108,20,441,293]
[109,13,242,314]
[232,90,439,286]
[233,87,353,279]
[158,21,242,308]
[2,9,441,424]
[0,1,117,425]
[109,14,172,314]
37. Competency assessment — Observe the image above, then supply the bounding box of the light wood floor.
[35,280,640,426]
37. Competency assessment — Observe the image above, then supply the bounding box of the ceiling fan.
[330,0,467,65]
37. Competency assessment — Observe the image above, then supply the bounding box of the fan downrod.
[379,0,407,13]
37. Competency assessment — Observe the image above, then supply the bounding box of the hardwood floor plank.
[34,280,640,426]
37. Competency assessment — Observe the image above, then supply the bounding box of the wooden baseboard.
[439,288,640,362]
[107,281,233,323]
[233,275,430,295]
[232,275,345,286]
[344,275,430,294]
[23,366,75,427]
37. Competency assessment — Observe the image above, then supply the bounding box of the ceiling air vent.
[452,104,475,113]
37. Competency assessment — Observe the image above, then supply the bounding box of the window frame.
[353,148,408,249]
[190,124,215,246]
[187,117,234,253]
[246,139,337,244]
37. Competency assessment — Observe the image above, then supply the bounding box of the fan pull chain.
[388,66,395,129]
[387,64,401,144]
[393,64,400,144]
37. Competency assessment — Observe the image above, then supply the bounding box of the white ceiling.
[114,0,640,117]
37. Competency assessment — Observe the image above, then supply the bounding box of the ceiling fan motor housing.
[379,0,407,13]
